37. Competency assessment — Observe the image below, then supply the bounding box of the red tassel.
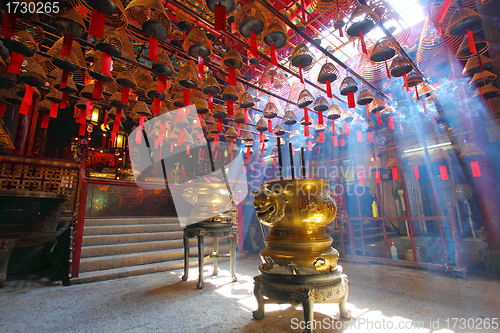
[333,136,338,146]
[466,29,477,54]
[157,75,166,94]
[0,103,6,118]
[244,108,249,123]
[298,64,304,84]
[359,30,367,55]
[252,63,255,74]
[344,122,350,135]
[60,70,69,90]
[260,131,264,142]
[436,0,452,23]
[114,109,122,133]
[19,102,30,115]
[318,111,324,125]
[89,9,105,39]
[237,123,240,136]
[413,165,420,179]
[183,88,190,106]
[49,102,59,118]
[368,131,373,142]
[326,80,332,98]
[415,86,420,101]
[268,119,272,134]
[153,97,160,114]
[403,72,409,91]
[392,167,398,180]
[260,143,265,155]
[332,121,335,134]
[357,130,362,142]
[22,85,33,106]
[7,51,23,74]
[375,170,381,184]
[270,43,278,66]
[347,92,355,108]
[304,125,309,137]
[359,172,365,184]
[385,59,391,79]
[388,116,394,129]
[340,138,345,146]
[214,4,226,31]
[93,81,103,100]
[121,87,129,105]
[273,153,277,166]
[78,109,86,124]
[61,34,74,57]
[198,55,204,79]
[319,131,325,143]
[228,67,236,86]
[251,30,258,58]
[41,114,50,129]
[366,104,370,119]
[208,93,213,110]
[304,108,309,123]
[376,112,382,125]
[149,36,158,62]
[217,119,222,132]
[439,165,448,180]
[471,161,481,177]
[1,12,17,37]
[86,99,93,116]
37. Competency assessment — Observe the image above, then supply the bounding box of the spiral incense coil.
[389,54,413,77]
[223,49,243,69]
[339,77,358,95]
[318,63,340,85]
[69,0,128,31]
[310,0,358,15]
[203,75,221,96]
[87,60,112,82]
[19,58,47,88]
[95,30,124,58]
[370,37,398,63]
[345,5,380,38]
[463,54,493,76]
[263,101,279,119]
[46,37,85,72]
[456,33,489,60]
[222,85,239,101]
[45,88,64,103]
[183,29,212,59]
[132,101,152,117]
[125,0,172,40]
[15,22,45,45]
[107,107,127,122]
[412,83,437,101]
[133,68,154,90]
[146,81,167,100]
[235,3,267,38]
[51,6,87,39]
[1,84,24,105]
[116,71,138,89]
[239,92,255,109]
[297,89,314,108]
[3,31,38,57]
[263,20,288,50]
[212,104,227,120]
[152,53,175,77]
[445,7,482,36]
[470,70,497,88]
[405,71,424,88]
[290,44,315,71]
[53,74,78,94]
[194,97,209,114]
[368,97,385,113]
[313,96,329,112]
[258,63,291,97]
[255,118,268,132]
[356,88,374,106]
[327,104,343,120]
[108,92,128,109]
[80,84,102,101]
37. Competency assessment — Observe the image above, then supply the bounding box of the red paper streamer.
[347,92,355,108]
[7,51,23,74]
[228,67,236,86]
[273,153,277,166]
[157,75,166,94]
[332,121,335,134]
[268,119,272,133]
[86,99,93,116]
[250,30,258,58]
[153,97,160,114]
[392,167,398,180]
[304,108,309,123]
[186,144,190,155]
[366,104,370,119]
[439,165,448,180]
[170,141,174,152]
[368,131,373,142]
[318,110,324,125]
[344,122,350,135]
[61,92,69,109]
[413,165,420,179]
[399,123,403,135]
[208,93,213,110]
[89,9,105,39]
[403,72,409,91]
[333,136,338,146]
[384,59,391,79]
[19,102,29,115]
[22,85,33,106]
[432,113,437,124]
[114,109,122,134]
[251,63,255,74]
[422,100,428,113]
[471,161,481,177]
[93,81,103,100]
[357,131,362,142]
[136,114,144,144]
[308,141,312,151]
[0,103,6,118]
[319,131,325,143]
[388,116,394,129]
[49,102,59,118]
[231,22,236,34]
[340,138,345,147]
[41,114,50,129]
[244,108,249,123]
[177,107,183,122]
[183,88,190,106]
[270,43,278,66]
[198,56,204,79]
[217,119,223,132]
[359,30,367,54]
[260,142,265,154]
[246,147,250,163]
[61,34,74,57]
[121,87,129,105]
[1,12,17,37]
[200,149,204,159]
[149,36,158,62]
[103,113,108,128]
[415,86,420,101]
[326,80,332,98]
[59,70,69,90]
[466,29,477,54]
[436,0,452,23]
[237,123,241,136]
[178,128,185,145]
[359,172,365,184]
[304,125,309,137]
[376,112,382,125]
[477,52,485,72]
[375,170,381,184]
[214,4,226,31]
[79,123,86,136]
[298,64,304,84]
[260,131,264,142]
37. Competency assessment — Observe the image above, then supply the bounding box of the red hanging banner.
[392,167,398,180]
[384,59,391,79]
[79,123,86,136]
[41,114,50,129]
[22,85,34,106]
[183,88,190,106]
[359,30,367,54]
[359,172,365,184]
[308,141,312,151]
[270,43,278,66]
[340,138,345,147]
[347,92,355,108]
[136,114,144,144]
[375,170,381,184]
[60,70,70,89]
[250,30,258,58]
[466,29,477,54]
[318,110,324,125]
[101,52,112,77]
[0,103,6,118]
[61,92,69,109]
[376,112,382,125]
[366,104,370,119]
[332,120,335,134]
[114,109,122,133]
[153,97,160,114]
[228,67,236,86]
[93,81,103,100]
[304,125,309,137]
[178,128,185,146]
[1,12,17,37]
[157,75,166,94]
[368,131,373,142]
[439,165,448,180]
[260,131,264,143]
[471,161,481,177]
[49,102,59,118]
[268,119,272,133]
[231,22,236,34]
[357,130,362,142]
[208,93,213,110]
[121,87,129,105]
[7,51,23,74]
[326,79,332,98]
[388,116,394,129]
[214,4,226,31]
[217,119,223,132]
[177,107,183,122]
[86,99,93,116]
[196,55,204,79]
[333,136,338,146]
[260,142,265,154]
[413,165,420,179]
[344,122,350,135]
[319,131,325,143]
[403,72,409,91]
[298,64,304,84]
[19,102,30,115]
[304,108,309,123]
[415,86,420,101]
[61,34,74,57]
[237,123,240,136]
[244,108,249,123]
[149,36,158,62]
[89,9,105,39]
[436,0,452,23]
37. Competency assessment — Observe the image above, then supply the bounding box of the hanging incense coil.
[221,85,238,101]
[80,84,102,101]
[172,91,184,108]
[175,61,200,89]
[19,59,47,88]
[212,104,228,119]
[204,0,237,16]
[3,31,38,57]
[315,121,327,132]
[405,71,424,88]
[239,92,255,108]
[132,101,152,117]
[203,75,221,95]
[194,98,209,114]
[223,49,244,69]
[108,92,128,108]
[116,71,138,89]
[313,96,329,112]
[356,88,374,106]
[37,100,52,113]
[446,8,482,36]
[125,0,172,40]
[339,77,358,95]
[263,20,288,50]
[263,102,279,119]
[95,30,124,58]
[152,53,175,76]
[46,37,83,72]
[1,85,23,105]
[70,0,128,30]
[389,54,413,77]
[460,142,485,159]
[290,44,314,70]
[146,81,167,100]
[327,104,342,120]
[470,70,497,87]
[50,6,86,39]
[274,125,286,136]
[406,154,425,166]
[368,98,385,113]
[87,60,112,82]
[385,156,402,168]
[370,37,398,62]
[317,62,340,84]
[107,108,127,122]
[473,83,500,99]
[15,86,40,103]
[225,127,238,140]
[255,118,268,132]
[345,5,380,37]
[310,0,358,15]
[463,54,493,75]
[297,89,314,108]
[258,63,291,97]
[412,83,436,100]
[340,109,354,122]
[183,29,212,59]
[242,131,254,144]
[456,33,489,60]
[430,148,451,162]
[300,116,313,126]
[45,89,64,103]
[234,111,245,123]
[134,68,154,90]
[235,3,267,38]
[54,75,78,94]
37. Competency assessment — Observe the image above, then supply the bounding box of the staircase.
[73,217,228,284]
[353,220,398,257]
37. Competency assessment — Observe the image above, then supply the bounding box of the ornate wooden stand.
[181,222,237,289]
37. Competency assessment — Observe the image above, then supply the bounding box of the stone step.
[82,224,184,236]
[82,231,184,246]
[79,244,231,273]
[84,217,181,227]
[81,238,215,258]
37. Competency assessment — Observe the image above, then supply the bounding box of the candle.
[277,138,283,180]
[289,142,295,180]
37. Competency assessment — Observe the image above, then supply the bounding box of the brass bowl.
[183,183,232,223]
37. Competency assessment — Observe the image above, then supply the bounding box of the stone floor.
[1,254,500,333]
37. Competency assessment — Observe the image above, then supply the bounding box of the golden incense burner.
[183,183,232,223]
[253,179,338,273]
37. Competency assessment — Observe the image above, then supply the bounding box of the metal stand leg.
[212,237,219,276]
[301,291,315,333]
[181,229,189,281]
[252,277,265,320]
[339,278,350,319]
[197,234,205,289]
[230,230,237,282]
